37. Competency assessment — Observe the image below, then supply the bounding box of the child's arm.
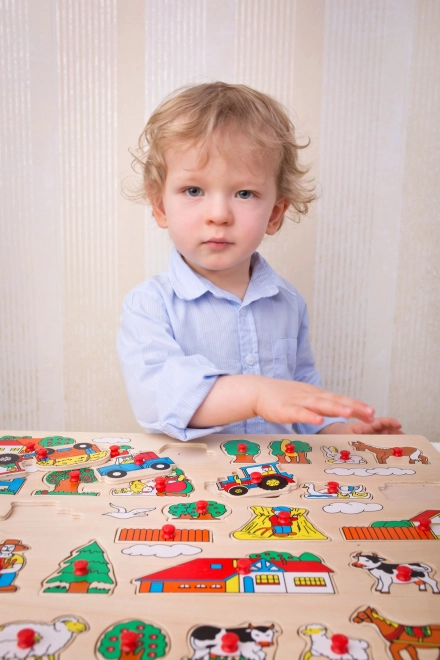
[189,374,375,428]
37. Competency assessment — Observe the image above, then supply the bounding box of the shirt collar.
[167,247,291,305]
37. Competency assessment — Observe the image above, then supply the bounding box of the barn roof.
[410,511,440,522]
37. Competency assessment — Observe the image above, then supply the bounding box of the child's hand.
[320,418,403,435]
[254,378,375,427]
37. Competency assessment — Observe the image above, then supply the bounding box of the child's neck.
[183,257,252,301]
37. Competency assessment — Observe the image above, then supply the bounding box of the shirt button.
[239,308,247,316]
[245,354,255,366]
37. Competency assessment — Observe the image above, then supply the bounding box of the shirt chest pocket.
[271,337,297,380]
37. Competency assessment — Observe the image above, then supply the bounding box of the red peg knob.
[0,558,5,570]
[396,565,412,582]
[73,560,89,576]
[340,450,350,460]
[155,476,166,492]
[109,444,120,457]
[278,510,291,522]
[196,500,208,514]
[237,443,247,453]
[17,628,36,649]
[331,633,349,655]
[418,518,431,532]
[37,448,48,459]
[392,446,403,457]
[69,470,80,483]
[121,630,138,652]
[285,443,295,453]
[134,455,144,465]
[162,524,175,540]
[237,558,252,575]
[25,442,35,452]
[327,480,339,494]
[221,632,239,653]
[250,472,262,484]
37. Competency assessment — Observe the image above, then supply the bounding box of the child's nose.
[205,195,233,224]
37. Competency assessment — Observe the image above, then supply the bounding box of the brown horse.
[350,441,429,464]
[353,606,440,659]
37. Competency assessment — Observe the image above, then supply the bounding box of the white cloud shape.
[121,544,202,558]
[323,501,383,514]
[325,467,415,477]
[93,437,131,444]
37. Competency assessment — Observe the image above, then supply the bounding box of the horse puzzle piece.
[351,551,439,594]
[0,616,87,659]
[353,606,440,659]
[350,441,430,464]
[300,623,370,660]
[215,462,295,498]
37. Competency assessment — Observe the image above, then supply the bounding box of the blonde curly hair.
[129,82,315,227]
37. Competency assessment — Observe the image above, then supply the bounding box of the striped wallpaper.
[1,0,439,440]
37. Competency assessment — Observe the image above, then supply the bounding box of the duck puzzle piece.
[302,482,372,499]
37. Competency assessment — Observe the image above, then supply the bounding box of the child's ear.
[266,198,290,235]
[151,197,168,228]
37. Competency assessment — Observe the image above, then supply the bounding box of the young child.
[117,82,403,441]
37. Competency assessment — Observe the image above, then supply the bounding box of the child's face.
[151,133,289,286]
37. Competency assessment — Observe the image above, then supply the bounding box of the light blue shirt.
[117,248,345,440]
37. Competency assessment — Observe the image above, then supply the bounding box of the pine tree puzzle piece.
[232,506,328,541]
[43,540,116,594]
[96,620,168,659]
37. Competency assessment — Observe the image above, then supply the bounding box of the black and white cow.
[189,624,276,660]
[352,552,439,594]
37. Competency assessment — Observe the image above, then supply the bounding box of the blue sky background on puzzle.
[0,0,439,439]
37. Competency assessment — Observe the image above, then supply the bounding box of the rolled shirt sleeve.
[117,291,229,441]
[292,300,347,435]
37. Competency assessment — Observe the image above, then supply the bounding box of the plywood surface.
[0,431,439,659]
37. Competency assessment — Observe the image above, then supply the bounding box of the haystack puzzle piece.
[96,619,169,659]
[302,482,372,499]
[135,551,335,595]
[342,510,440,540]
[43,540,115,594]
[268,438,312,464]
[233,506,328,541]
[97,451,173,483]
[215,462,295,498]
[110,466,194,496]
[33,467,99,496]
[221,439,261,463]
[0,538,28,592]
[165,500,229,521]
[300,623,370,660]
[0,616,87,659]
[187,622,279,659]
[353,606,440,659]
[350,440,430,464]
[351,551,439,594]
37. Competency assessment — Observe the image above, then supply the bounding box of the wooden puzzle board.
[0,430,439,659]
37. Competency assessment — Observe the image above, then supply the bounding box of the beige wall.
[1,0,439,440]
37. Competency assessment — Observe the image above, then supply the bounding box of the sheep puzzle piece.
[0,430,438,658]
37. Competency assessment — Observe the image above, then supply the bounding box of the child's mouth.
[204,240,231,250]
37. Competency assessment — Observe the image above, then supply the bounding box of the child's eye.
[184,187,203,197]
[236,190,254,199]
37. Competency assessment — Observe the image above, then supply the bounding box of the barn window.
[294,577,326,586]
[210,584,222,589]
[255,574,280,585]
[195,584,207,588]
[178,584,190,589]
[210,564,222,569]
